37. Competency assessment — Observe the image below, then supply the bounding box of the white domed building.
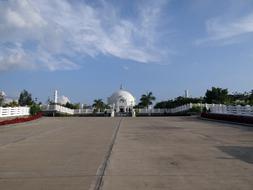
[108,87,136,113]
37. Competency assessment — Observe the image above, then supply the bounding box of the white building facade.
[108,88,136,113]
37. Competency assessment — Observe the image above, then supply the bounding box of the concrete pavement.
[0,117,120,190]
[102,117,253,190]
[0,117,252,190]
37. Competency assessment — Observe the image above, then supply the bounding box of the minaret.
[120,84,123,90]
[184,90,189,98]
[54,90,58,104]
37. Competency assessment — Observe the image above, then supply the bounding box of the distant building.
[53,90,70,105]
[0,91,6,97]
[58,95,71,105]
[0,91,18,105]
[108,87,135,113]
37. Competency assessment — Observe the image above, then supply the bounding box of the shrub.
[188,106,202,114]
[30,104,41,115]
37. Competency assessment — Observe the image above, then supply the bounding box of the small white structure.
[0,91,18,105]
[53,90,70,105]
[108,87,136,113]
[0,91,6,105]
[0,91,6,97]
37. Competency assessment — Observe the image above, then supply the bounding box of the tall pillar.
[184,90,189,98]
[54,90,58,104]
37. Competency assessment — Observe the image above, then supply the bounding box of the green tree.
[248,90,253,105]
[154,97,203,109]
[138,92,156,108]
[65,102,80,109]
[204,87,229,104]
[30,104,41,115]
[92,99,106,112]
[154,101,168,109]
[18,90,33,106]
[4,101,19,107]
[0,93,4,106]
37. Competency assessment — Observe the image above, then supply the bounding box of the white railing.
[74,109,93,114]
[42,105,112,115]
[137,103,195,114]
[170,104,193,113]
[42,104,74,115]
[74,108,112,114]
[41,103,253,117]
[0,107,30,118]
[209,104,253,116]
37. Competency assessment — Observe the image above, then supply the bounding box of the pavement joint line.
[89,118,123,190]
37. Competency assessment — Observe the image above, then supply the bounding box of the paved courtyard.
[0,117,252,190]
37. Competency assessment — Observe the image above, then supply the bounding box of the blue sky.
[0,0,253,104]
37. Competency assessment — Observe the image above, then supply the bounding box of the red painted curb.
[0,113,43,126]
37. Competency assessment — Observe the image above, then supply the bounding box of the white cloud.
[0,0,170,71]
[196,13,253,45]
[0,43,33,71]
[5,0,46,28]
[37,49,79,71]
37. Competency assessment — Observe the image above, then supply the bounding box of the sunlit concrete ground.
[0,117,119,190]
[0,117,252,190]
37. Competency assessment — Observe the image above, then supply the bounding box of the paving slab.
[0,116,253,190]
[0,117,120,190]
[102,117,253,190]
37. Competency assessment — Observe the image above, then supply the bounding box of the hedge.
[0,112,43,126]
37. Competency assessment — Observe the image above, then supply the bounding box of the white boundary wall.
[42,103,253,117]
[137,103,196,114]
[43,105,74,115]
[209,104,253,117]
[137,103,253,117]
[0,107,30,118]
[74,109,112,114]
[43,105,113,115]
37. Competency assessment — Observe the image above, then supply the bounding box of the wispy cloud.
[0,43,33,71]
[0,0,170,71]
[196,13,253,45]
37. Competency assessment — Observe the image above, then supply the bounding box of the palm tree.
[139,92,156,109]
[92,99,106,112]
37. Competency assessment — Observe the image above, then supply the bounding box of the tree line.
[1,87,252,114]
[154,87,253,109]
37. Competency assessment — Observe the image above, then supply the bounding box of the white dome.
[108,90,135,107]
[58,95,70,105]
